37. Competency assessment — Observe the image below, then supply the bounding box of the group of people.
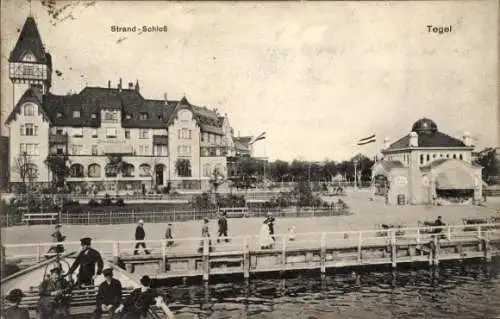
[5,235,171,319]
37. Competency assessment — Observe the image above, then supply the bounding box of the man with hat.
[93,268,122,319]
[264,212,276,242]
[47,224,66,255]
[115,275,159,319]
[67,237,104,286]
[134,220,151,255]
[3,289,29,319]
[217,211,230,243]
[38,267,71,319]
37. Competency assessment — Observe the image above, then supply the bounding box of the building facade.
[4,16,242,194]
[372,118,483,205]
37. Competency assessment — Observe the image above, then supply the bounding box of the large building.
[4,16,245,194]
[372,118,483,205]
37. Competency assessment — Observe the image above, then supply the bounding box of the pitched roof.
[5,87,48,124]
[380,160,405,171]
[9,17,49,64]
[387,131,466,150]
[8,86,225,132]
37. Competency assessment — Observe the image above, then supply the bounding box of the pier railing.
[3,223,499,266]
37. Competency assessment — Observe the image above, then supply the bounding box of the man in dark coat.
[115,275,159,319]
[134,220,150,255]
[165,223,174,247]
[67,237,104,286]
[38,267,72,319]
[265,213,276,241]
[93,268,122,319]
[3,288,30,319]
[47,224,66,255]
[217,211,229,243]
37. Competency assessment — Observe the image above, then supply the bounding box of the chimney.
[164,92,168,105]
[463,132,472,146]
[383,137,391,149]
[107,80,111,88]
[128,82,133,89]
[409,131,418,147]
[118,78,122,92]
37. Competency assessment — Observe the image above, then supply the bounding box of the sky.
[1,0,498,161]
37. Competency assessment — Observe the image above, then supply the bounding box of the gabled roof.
[387,131,466,150]
[8,86,225,132]
[9,17,49,64]
[5,87,49,124]
[421,158,482,170]
[379,160,405,171]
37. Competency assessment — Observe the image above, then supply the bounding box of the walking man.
[217,211,230,243]
[165,223,174,247]
[66,237,104,287]
[93,268,122,319]
[134,220,151,255]
[47,224,66,256]
[265,213,276,241]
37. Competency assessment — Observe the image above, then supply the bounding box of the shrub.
[88,199,99,206]
[116,198,125,206]
[101,194,112,206]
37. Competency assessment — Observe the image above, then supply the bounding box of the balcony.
[153,135,168,145]
[49,133,68,144]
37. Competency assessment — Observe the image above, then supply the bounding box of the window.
[70,164,84,178]
[433,154,436,158]
[56,112,63,118]
[453,154,457,159]
[203,164,211,177]
[138,145,150,155]
[56,147,64,155]
[24,103,35,116]
[176,159,191,177]
[71,144,83,155]
[125,130,131,139]
[446,154,450,158]
[104,111,117,122]
[140,113,148,120]
[154,145,168,156]
[20,143,39,155]
[125,114,132,120]
[88,164,101,178]
[216,148,221,156]
[426,154,430,162]
[56,129,63,135]
[73,111,81,118]
[91,113,97,119]
[23,65,35,76]
[139,129,149,139]
[91,128,98,138]
[91,145,98,155]
[419,154,424,164]
[216,135,221,145]
[106,128,117,138]
[158,114,164,121]
[73,128,83,137]
[459,154,463,160]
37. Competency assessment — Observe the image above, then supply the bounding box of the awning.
[435,170,475,190]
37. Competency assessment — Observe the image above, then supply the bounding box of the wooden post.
[320,233,326,275]
[202,238,209,281]
[477,226,482,251]
[416,227,420,247]
[159,240,166,272]
[432,235,439,266]
[357,231,362,263]
[87,210,90,225]
[36,244,41,263]
[243,236,250,279]
[390,230,397,268]
[281,235,287,265]
[113,241,119,265]
[447,226,452,241]
[483,238,491,262]
[109,211,112,225]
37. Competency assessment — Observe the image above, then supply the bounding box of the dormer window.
[140,113,148,120]
[22,52,36,62]
[23,103,35,116]
[91,113,97,119]
[56,112,63,118]
[73,127,83,138]
[125,114,132,120]
[73,111,81,118]
[158,115,164,121]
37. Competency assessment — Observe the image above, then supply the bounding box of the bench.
[22,213,58,225]
[220,207,249,218]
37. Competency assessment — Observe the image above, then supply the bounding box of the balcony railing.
[49,133,68,144]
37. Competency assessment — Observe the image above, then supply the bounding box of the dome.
[411,118,438,135]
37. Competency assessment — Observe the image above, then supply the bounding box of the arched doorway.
[155,164,165,186]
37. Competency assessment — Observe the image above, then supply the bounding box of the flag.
[251,132,266,144]
[357,134,376,145]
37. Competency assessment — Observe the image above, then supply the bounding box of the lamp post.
[353,159,358,189]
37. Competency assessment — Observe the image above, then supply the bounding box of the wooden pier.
[4,223,499,283]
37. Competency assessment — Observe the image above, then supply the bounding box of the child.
[165,224,174,247]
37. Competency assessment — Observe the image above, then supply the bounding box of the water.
[159,261,500,319]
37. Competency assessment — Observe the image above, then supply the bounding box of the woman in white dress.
[259,220,274,249]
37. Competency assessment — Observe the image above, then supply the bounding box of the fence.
[1,205,349,227]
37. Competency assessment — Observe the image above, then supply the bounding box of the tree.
[13,152,38,194]
[176,159,191,177]
[236,157,259,178]
[106,155,130,194]
[44,154,70,190]
[475,148,500,184]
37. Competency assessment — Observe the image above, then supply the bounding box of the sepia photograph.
[0,0,499,318]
